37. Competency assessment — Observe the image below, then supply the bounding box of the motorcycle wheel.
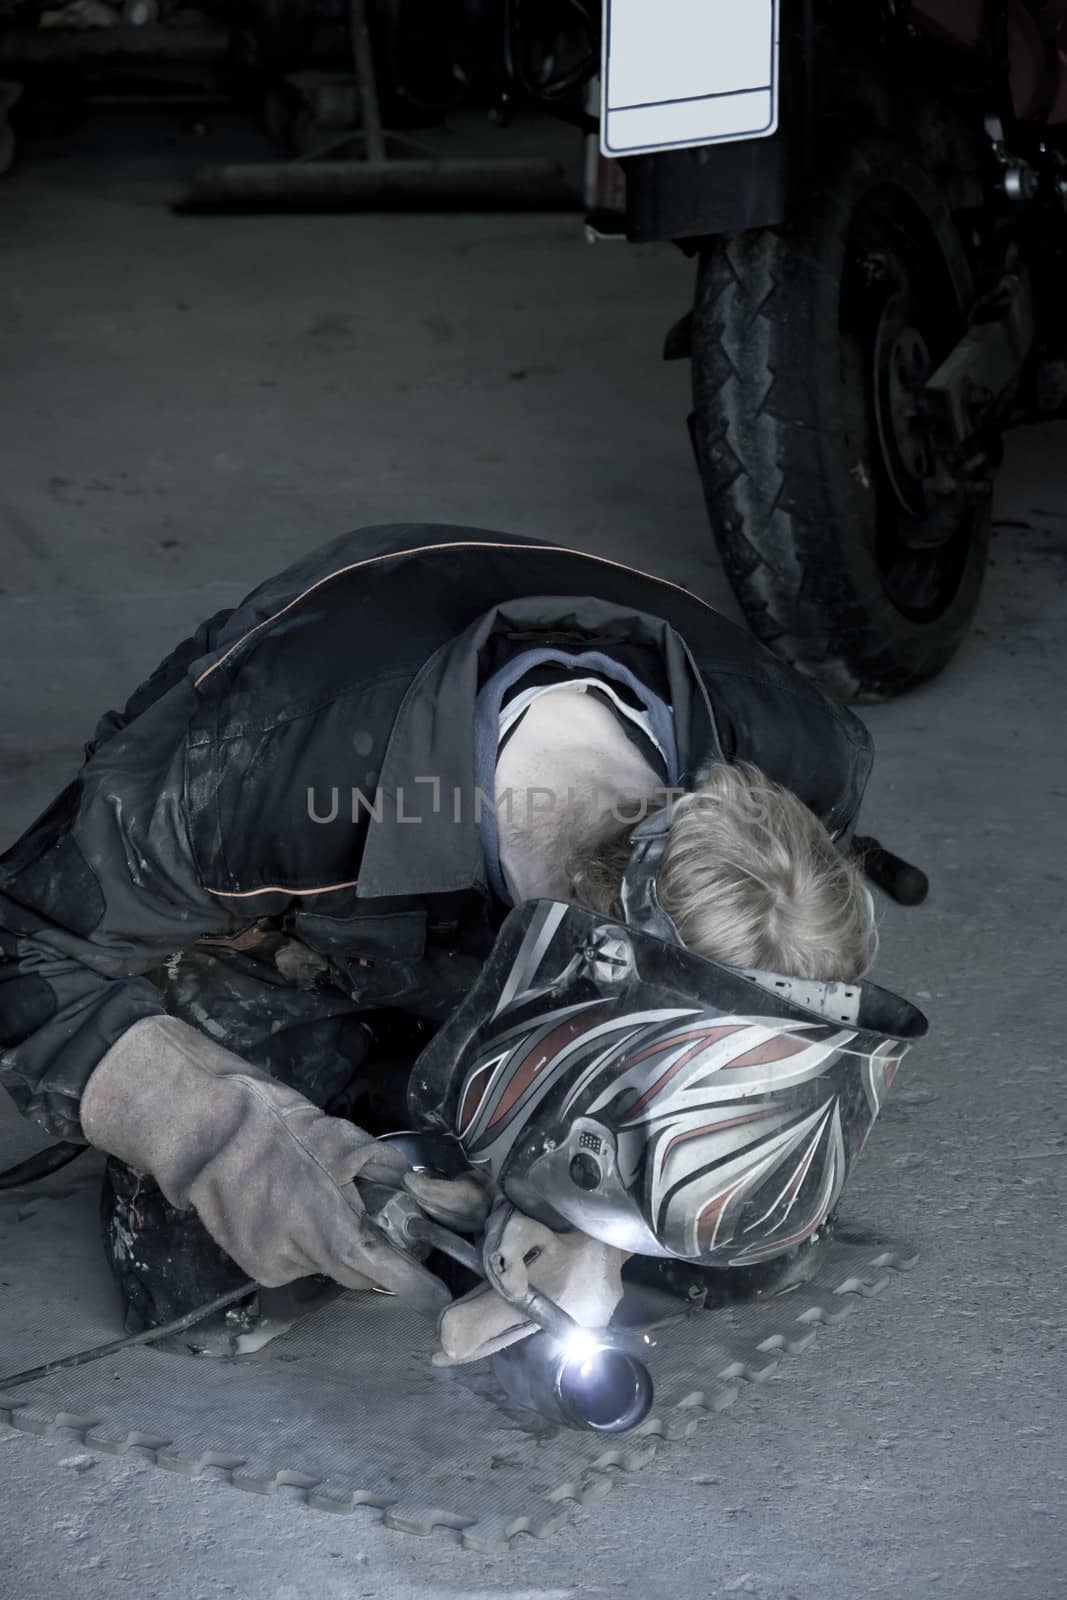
[690,148,993,700]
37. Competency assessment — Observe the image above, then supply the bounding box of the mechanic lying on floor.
[0,526,884,1364]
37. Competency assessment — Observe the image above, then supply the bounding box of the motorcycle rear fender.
[622,0,816,244]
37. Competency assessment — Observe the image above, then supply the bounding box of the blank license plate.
[600,0,780,158]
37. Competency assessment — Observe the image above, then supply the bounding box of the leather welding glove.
[403,1168,491,1233]
[80,1015,451,1318]
[432,1209,629,1366]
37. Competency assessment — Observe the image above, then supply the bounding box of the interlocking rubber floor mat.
[0,1097,916,1550]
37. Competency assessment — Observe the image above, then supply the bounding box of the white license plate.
[600,0,780,158]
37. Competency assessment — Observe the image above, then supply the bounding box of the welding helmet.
[409,811,928,1267]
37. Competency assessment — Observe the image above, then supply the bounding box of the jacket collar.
[355,596,722,900]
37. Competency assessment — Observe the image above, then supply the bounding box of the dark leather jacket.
[0,525,872,1139]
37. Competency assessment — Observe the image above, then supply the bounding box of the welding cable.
[406,1215,484,1277]
[0,1141,86,1189]
[0,1280,257,1394]
[1,1208,480,1391]
[1,1178,483,1392]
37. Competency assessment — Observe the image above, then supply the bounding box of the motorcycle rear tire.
[690,148,993,701]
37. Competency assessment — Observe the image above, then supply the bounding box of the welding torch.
[363,1179,654,1432]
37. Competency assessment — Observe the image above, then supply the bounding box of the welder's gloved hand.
[403,1168,491,1233]
[432,1210,629,1366]
[80,1015,451,1318]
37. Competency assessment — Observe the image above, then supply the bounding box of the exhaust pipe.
[492,1328,654,1433]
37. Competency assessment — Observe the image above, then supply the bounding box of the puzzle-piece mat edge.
[0,1247,916,1551]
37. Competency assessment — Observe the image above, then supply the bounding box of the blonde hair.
[568,763,876,983]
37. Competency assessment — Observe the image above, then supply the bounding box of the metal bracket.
[922,264,1036,455]
[984,114,1038,203]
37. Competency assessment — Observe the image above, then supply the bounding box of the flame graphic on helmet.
[418,901,920,1266]
[456,1002,902,1263]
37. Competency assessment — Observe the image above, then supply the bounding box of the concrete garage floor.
[1,108,1065,1600]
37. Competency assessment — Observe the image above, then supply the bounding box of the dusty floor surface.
[0,108,1064,1600]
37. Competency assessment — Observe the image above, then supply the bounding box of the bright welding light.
[557,1328,605,1367]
